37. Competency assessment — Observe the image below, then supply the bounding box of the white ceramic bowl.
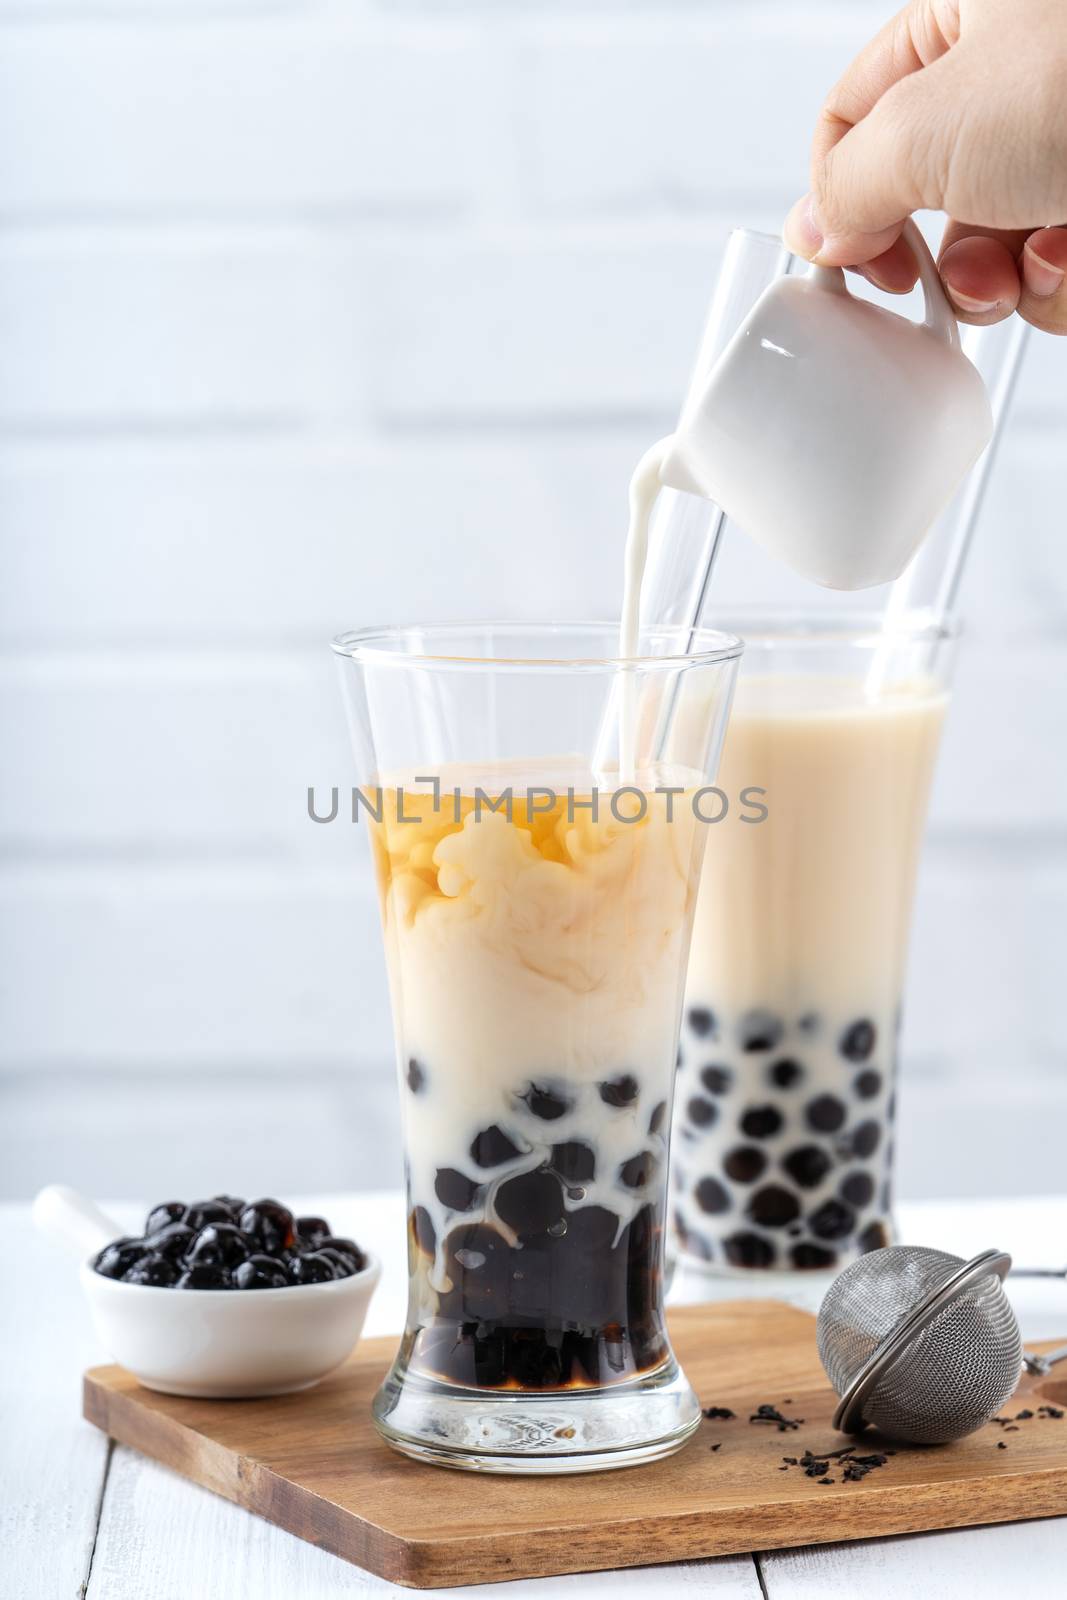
[36,1185,381,1398]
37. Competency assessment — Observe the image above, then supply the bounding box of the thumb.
[791,58,958,267]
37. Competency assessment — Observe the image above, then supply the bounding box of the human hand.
[783,0,1067,333]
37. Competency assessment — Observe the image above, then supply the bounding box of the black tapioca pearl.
[851,1120,882,1158]
[840,1170,875,1208]
[748,1185,800,1227]
[770,1058,803,1089]
[145,1201,184,1235]
[740,1104,782,1139]
[551,1140,596,1183]
[839,1020,877,1062]
[435,1167,482,1211]
[123,1252,180,1287]
[687,1095,718,1128]
[469,1124,524,1167]
[809,1199,856,1241]
[618,1151,658,1190]
[723,1231,776,1268]
[854,1070,882,1100]
[694,1176,730,1214]
[806,1094,846,1132]
[739,1010,784,1052]
[791,1242,837,1269]
[724,1145,767,1183]
[519,1082,572,1121]
[411,1205,436,1256]
[442,1224,511,1317]
[858,1220,890,1253]
[782,1144,832,1188]
[495,1169,566,1235]
[687,1006,717,1038]
[798,1012,821,1035]
[648,1100,667,1135]
[599,1074,639,1108]
[406,1057,426,1093]
[565,1205,619,1254]
[700,1064,733,1095]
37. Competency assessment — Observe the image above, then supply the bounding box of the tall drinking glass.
[334,622,741,1472]
[671,613,955,1275]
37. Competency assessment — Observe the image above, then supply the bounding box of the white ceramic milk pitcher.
[658,220,994,591]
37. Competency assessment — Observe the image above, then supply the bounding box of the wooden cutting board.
[83,1300,1067,1590]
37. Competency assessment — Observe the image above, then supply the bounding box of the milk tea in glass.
[334,622,740,1471]
[671,615,953,1274]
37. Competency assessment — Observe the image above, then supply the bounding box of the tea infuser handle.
[1024,1343,1067,1377]
[810,218,960,351]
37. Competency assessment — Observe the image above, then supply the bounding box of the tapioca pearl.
[599,1074,639,1108]
[442,1223,511,1316]
[723,1231,776,1268]
[406,1057,426,1093]
[839,1019,877,1062]
[648,1100,667,1135]
[769,1058,803,1089]
[851,1120,882,1159]
[858,1220,890,1253]
[700,1064,733,1095]
[411,1206,436,1257]
[808,1199,856,1241]
[494,1169,566,1235]
[519,1083,572,1121]
[791,1242,837,1269]
[687,1006,717,1039]
[565,1204,620,1255]
[740,1104,782,1139]
[618,1151,658,1191]
[724,1145,768,1184]
[552,1140,596,1184]
[748,1185,800,1227]
[469,1124,525,1168]
[798,1012,821,1035]
[687,1095,718,1128]
[806,1094,846,1133]
[435,1168,483,1211]
[782,1144,832,1189]
[694,1176,730,1214]
[840,1170,875,1208]
[854,1070,882,1101]
[739,1010,784,1052]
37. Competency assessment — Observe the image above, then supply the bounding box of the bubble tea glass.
[672,614,955,1276]
[334,622,741,1472]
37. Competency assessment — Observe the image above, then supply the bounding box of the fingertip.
[939,236,1021,325]
[783,195,823,261]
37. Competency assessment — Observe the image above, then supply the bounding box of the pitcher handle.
[811,218,960,351]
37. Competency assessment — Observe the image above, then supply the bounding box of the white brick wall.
[2,0,1065,1200]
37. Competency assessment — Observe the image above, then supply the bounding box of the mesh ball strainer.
[817,1245,1024,1445]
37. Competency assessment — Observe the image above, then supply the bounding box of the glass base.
[372,1353,701,1475]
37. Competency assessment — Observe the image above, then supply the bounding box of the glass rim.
[330,620,744,672]
[697,607,959,650]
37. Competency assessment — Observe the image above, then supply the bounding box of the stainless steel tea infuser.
[817,1244,1067,1445]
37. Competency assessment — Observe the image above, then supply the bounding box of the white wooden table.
[6,1192,1067,1600]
